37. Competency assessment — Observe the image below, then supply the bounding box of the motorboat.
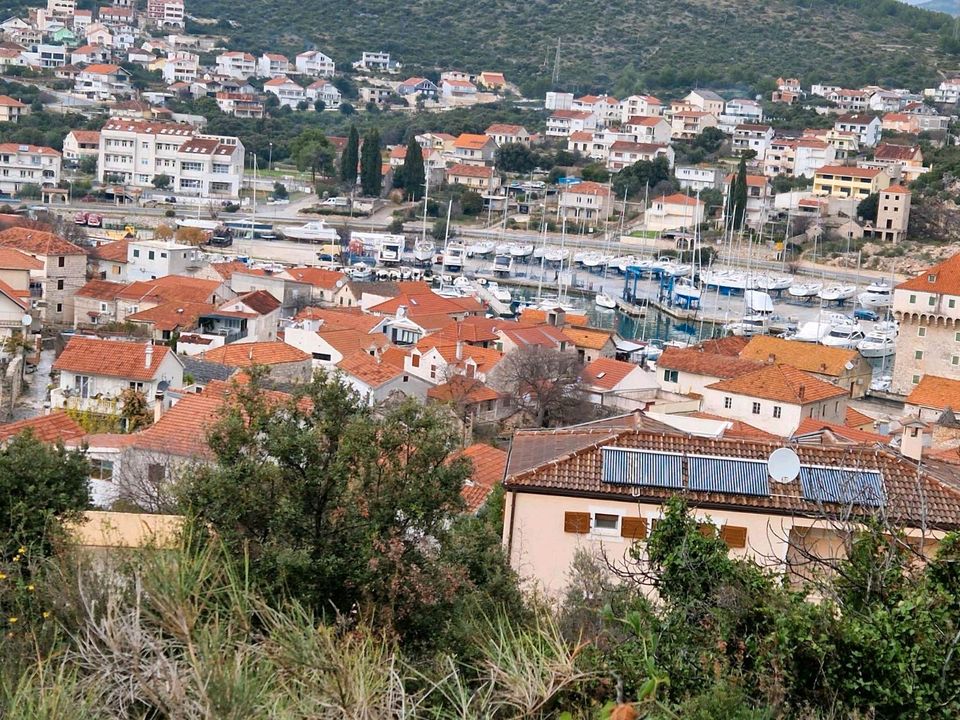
[673,278,702,303]
[788,282,822,299]
[581,252,605,269]
[858,281,893,308]
[656,261,692,278]
[641,339,664,361]
[510,243,534,259]
[467,240,496,257]
[870,375,892,393]
[281,220,340,243]
[572,250,589,265]
[375,234,404,265]
[856,321,898,358]
[752,274,792,292]
[595,292,617,310]
[723,314,768,337]
[792,321,830,343]
[413,240,435,263]
[492,252,513,275]
[744,289,774,315]
[495,242,512,255]
[442,242,466,271]
[486,281,512,303]
[821,324,865,349]
[349,262,372,280]
[818,285,856,302]
[453,275,474,290]
[609,255,636,273]
[533,246,546,259]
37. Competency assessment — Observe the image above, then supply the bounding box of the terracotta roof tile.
[690,411,779,441]
[295,307,381,332]
[284,267,346,289]
[659,346,762,378]
[126,301,212,331]
[414,341,503,374]
[815,165,882,179]
[76,279,126,300]
[234,289,280,315]
[504,429,960,529]
[433,316,504,344]
[379,346,409,369]
[0,247,42,269]
[874,143,920,162]
[456,442,507,512]
[896,254,960,295]
[707,364,848,404]
[210,260,249,280]
[201,341,309,367]
[319,328,388,357]
[89,239,128,264]
[0,227,84,256]
[0,411,85,444]
[453,133,493,149]
[369,291,475,317]
[906,375,960,412]
[448,163,494,179]
[793,418,890,445]
[428,376,501,403]
[698,336,749,356]
[653,193,703,206]
[53,337,178,381]
[116,275,221,305]
[517,308,588,326]
[499,323,569,349]
[337,350,402,387]
[739,335,860,377]
[582,357,640,390]
[562,325,613,350]
[846,406,876,429]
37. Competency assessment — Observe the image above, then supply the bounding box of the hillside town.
[2,0,960,715]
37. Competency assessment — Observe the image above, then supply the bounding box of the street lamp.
[268,142,273,172]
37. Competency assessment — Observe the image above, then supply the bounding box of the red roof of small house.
[0,94,25,107]
[564,180,611,196]
[0,411,85,445]
[53,337,176,381]
[906,375,960,411]
[884,184,911,194]
[201,341,309,367]
[0,227,83,255]
[337,350,403,388]
[896,254,960,295]
[284,266,345,289]
[707,364,848,404]
[453,133,493,150]
[625,115,664,126]
[126,301,213,331]
[658,346,762,378]
[581,357,640,390]
[89,239,128,263]
[0,247,42,269]
[428,375,501,404]
[815,165,882,179]
[448,163,493,179]
[456,442,508,512]
[653,193,704,207]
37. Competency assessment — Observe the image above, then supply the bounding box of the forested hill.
[182,0,959,94]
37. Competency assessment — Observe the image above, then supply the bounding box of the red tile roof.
[201,341,309,367]
[707,364,848,404]
[319,328,387,357]
[846,407,876,429]
[53,337,177,381]
[896,254,960,295]
[415,340,503,374]
[295,306,381,332]
[89,239,128,264]
[0,411,85,444]
[581,357,640,390]
[448,163,494,179]
[874,143,920,162]
[659,346,762,378]
[453,133,493,150]
[793,418,890,445]
[565,180,611,196]
[739,335,860,377]
[234,289,281,315]
[433,316,504,344]
[815,165,883,179]
[498,323,569,349]
[698,336,750,356]
[369,291,476,317]
[690,411,779,441]
[76,279,126,300]
[284,267,345,289]
[117,275,222,305]
[0,247,42,270]
[906,375,960,412]
[428,375,500,403]
[457,442,507,512]
[654,193,704,206]
[210,260,250,280]
[0,227,84,256]
[126,301,213,331]
[337,350,402,387]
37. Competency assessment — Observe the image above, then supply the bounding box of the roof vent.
[798,384,806,400]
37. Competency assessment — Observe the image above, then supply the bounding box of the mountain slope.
[919,0,960,16]
[188,0,955,93]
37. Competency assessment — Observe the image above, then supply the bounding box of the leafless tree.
[492,346,584,428]
[109,449,198,514]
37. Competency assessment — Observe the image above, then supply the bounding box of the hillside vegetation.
[186,0,958,94]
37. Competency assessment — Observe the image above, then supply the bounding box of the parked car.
[854,307,879,322]
[321,197,349,207]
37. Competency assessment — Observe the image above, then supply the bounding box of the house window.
[57,256,64,267]
[951,299,957,309]
[752,402,761,415]
[915,350,923,360]
[929,296,936,306]
[89,458,113,481]
[953,356,959,367]
[663,369,678,383]
[430,364,437,380]
[773,406,782,419]
[133,249,140,258]
[129,381,144,392]
[148,250,155,260]
[411,354,420,368]
[311,352,331,362]
[913,374,921,384]
[147,463,164,485]
[75,374,91,398]
[56,303,62,313]
[591,512,620,536]
[918,327,926,337]
[56,279,64,290]
[402,375,408,383]
[724,397,732,409]
[909,294,916,303]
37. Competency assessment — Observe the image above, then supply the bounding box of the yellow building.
[813,165,891,200]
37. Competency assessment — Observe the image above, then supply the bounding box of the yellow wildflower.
[42,611,50,619]
[7,617,17,624]
[12,555,19,563]
[17,546,26,555]
[0,573,6,580]
[26,584,34,592]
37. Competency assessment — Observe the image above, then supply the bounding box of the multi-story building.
[46,0,76,19]
[215,51,256,80]
[546,110,596,137]
[834,113,882,147]
[62,130,99,162]
[0,95,27,124]
[722,173,771,229]
[352,51,399,73]
[827,88,867,112]
[0,227,86,325]
[619,94,662,121]
[622,116,671,144]
[762,137,835,179]
[74,64,133,100]
[28,43,67,68]
[558,181,613,226]
[145,0,184,28]
[675,165,724,192]
[645,192,704,233]
[97,118,244,199]
[215,92,264,118]
[126,239,202,281]
[813,165,891,200]
[892,254,960,393]
[668,110,719,140]
[295,49,335,77]
[0,143,61,196]
[870,185,911,244]
[305,79,340,109]
[723,98,764,124]
[684,89,725,116]
[446,164,501,194]
[732,124,774,159]
[257,52,289,78]
[161,53,199,84]
[264,76,305,108]
[606,141,673,171]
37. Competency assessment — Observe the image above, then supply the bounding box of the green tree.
[495,142,536,173]
[359,128,382,197]
[857,192,879,222]
[78,155,97,175]
[17,183,41,200]
[151,173,171,189]
[460,190,483,216]
[340,125,359,183]
[0,432,89,558]
[272,181,288,200]
[401,135,425,200]
[581,162,609,183]
[291,129,335,184]
[180,372,513,645]
[612,156,671,199]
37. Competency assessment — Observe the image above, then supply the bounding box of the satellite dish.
[20,314,32,326]
[335,278,345,289]
[768,447,800,484]
[844,361,855,371]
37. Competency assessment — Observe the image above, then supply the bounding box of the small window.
[663,369,678,383]
[951,299,957,309]
[592,512,619,535]
[56,303,62,313]
[773,406,781,419]
[402,375,408,383]
[147,463,164,484]
[909,294,916,303]
[918,327,926,337]
[89,458,113,481]
[929,296,936,307]
[128,381,144,391]
[148,250,155,260]
[160,252,167,258]
[57,256,64,267]
[133,249,140,258]
[929,274,937,283]
[411,354,420,368]
[752,402,761,415]
[915,350,923,360]
[913,374,921,384]
[953,356,959,366]
[56,278,64,290]
[311,352,332,362]
[724,397,732,409]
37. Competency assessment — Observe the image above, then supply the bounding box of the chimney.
[767,353,776,364]
[900,417,931,462]
[153,390,164,423]
[456,340,463,361]
[144,342,153,369]
[798,384,805,401]
[396,304,407,320]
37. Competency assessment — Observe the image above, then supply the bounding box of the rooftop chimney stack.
[144,342,153,369]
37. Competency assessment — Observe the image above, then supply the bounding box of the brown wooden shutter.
[720,525,748,549]
[697,523,717,538]
[563,511,590,534]
[620,516,647,539]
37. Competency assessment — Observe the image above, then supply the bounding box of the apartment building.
[98,118,245,198]
[558,181,613,226]
[619,94,663,121]
[892,254,960,394]
[257,52,290,78]
[305,80,341,109]
[295,50,335,77]
[0,95,27,124]
[161,53,199,84]
[813,165,891,199]
[732,124,774,159]
[263,76,305,108]
[833,113,882,148]
[215,51,256,79]
[74,64,133,100]
[546,110,596,137]
[215,92,264,118]
[0,143,61,196]
[353,51,399,73]
[145,0,184,27]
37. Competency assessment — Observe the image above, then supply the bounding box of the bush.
[164,209,176,217]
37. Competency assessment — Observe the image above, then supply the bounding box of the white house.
[74,64,132,100]
[215,51,256,80]
[0,143,61,196]
[834,113,882,148]
[619,94,663,121]
[51,337,184,415]
[645,193,704,233]
[623,116,672,144]
[581,357,658,410]
[264,76,305,108]
[732,124,774,159]
[284,326,387,368]
[126,239,201,281]
[295,49,335,77]
[305,79,341,109]
[337,350,430,405]
[257,52,290,78]
[352,51,399,73]
[723,98,764,124]
[558,181,613,225]
[546,110,596,137]
[606,142,674,171]
[675,165,724,192]
[161,53,199,84]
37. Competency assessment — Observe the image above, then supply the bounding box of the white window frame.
[588,505,623,539]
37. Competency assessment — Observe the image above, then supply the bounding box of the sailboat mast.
[421,168,430,245]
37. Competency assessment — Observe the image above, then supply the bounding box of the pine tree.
[402,135,425,200]
[340,125,359,183]
[732,155,748,231]
[360,129,382,197]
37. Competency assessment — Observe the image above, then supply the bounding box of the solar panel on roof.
[800,465,884,507]
[601,447,682,488]
[688,455,770,497]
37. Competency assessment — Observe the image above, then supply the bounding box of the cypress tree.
[359,129,382,197]
[340,125,359,183]
[402,135,425,200]
[732,155,748,231]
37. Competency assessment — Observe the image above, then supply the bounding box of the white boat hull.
[788,283,822,298]
[818,285,856,301]
[858,340,896,358]
[595,293,617,309]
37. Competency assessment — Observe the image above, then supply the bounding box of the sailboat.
[595,291,617,310]
[818,284,856,302]
[414,169,435,263]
